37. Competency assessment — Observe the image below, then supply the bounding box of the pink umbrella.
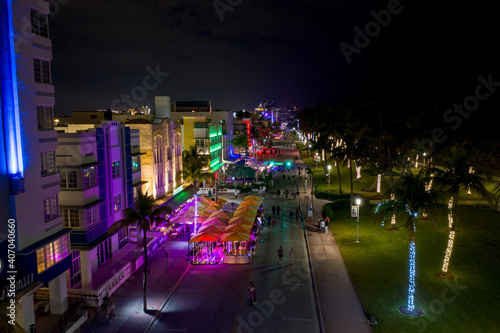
[208,211,234,220]
[189,231,222,243]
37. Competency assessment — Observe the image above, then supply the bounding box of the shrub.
[315,189,351,201]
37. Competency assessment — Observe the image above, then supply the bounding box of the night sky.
[50,0,500,118]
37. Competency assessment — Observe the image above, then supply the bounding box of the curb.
[144,262,194,332]
[299,198,326,333]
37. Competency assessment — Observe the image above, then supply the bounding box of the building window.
[113,194,122,212]
[41,151,56,176]
[37,106,54,130]
[97,238,112,267]
[44,195,59,222]
[69,251,81,288]
[31,9,49,38]
[63,208,80,228]
[195,139,205,147]
[132,156,140,173]
[85,205,99,227]
[83,167,97,188]
[33,58,51,84]
[133,187,138,202]
[118,227,129,250]
[60,170,77,188]
[36,235,70,274]
[111,161,120,179]
[154,136,163,164]
[60,169,78,189]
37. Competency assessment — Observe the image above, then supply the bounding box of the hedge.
[314,189,351,201]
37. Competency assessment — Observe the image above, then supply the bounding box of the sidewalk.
[267,133,372,333]
[78,237,191,333]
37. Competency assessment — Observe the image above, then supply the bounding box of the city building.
[0,0,71,330]
[56,121,143,297]
[126,118,182,200]
[164,100,235,183]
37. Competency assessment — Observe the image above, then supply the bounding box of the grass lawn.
[296,144,496,204]
[328,204,500,332]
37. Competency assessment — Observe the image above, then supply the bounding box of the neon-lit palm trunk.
[390,193,396,228]
[407,222,416,312]
[441,196,455,274]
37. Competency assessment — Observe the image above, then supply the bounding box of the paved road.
[148,143,320,333]
[77,132,370,333]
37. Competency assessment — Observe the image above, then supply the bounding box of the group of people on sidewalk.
[317,216,330,233]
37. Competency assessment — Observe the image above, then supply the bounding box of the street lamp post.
[328,165,331,189]
[233,176,237,199]
[355,198,361,243]
[315,153,318,176]
[215,176,218,202]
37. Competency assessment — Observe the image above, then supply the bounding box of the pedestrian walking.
[285,189,289,199]
[272,205,276,217]
[292,174,295,182]
[289,211,293,222]
[296,208,299,221]
[277,246,284,266]
[288,175,291,183]
[103,293,111,318]
[317,219,321,232]
[108,299,116,323]
[276,205,281,217]
[289,248,294,265]
[320,219,326,233]
[325,218,329,233]
[267,214,272,228]
[248,281,256,305]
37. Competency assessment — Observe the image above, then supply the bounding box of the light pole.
[315,153,318,176]
[328,165,331,189]
[233,176,237,199]
[355,198,361,243]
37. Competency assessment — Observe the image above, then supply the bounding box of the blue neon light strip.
[0,0,24,176]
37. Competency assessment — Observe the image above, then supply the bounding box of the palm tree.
[177,145,211,187]
[336,100,369,207]
[226,163,256,179]
[230,133,249,155]
[494,180,500,212]
[107,191,172,313]
[374,170,446,314]
[426,143,492,277]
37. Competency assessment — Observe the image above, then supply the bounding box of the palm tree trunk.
[441,194,458,275]
[349,155,354,207]
[336,158,342,193]
[388,145,394,187]
[143,228,148,312]
[407,223,417,312]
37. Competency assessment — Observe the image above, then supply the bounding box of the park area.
[297,142,500,332]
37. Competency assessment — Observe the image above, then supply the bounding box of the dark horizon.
[50,1,500,120]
